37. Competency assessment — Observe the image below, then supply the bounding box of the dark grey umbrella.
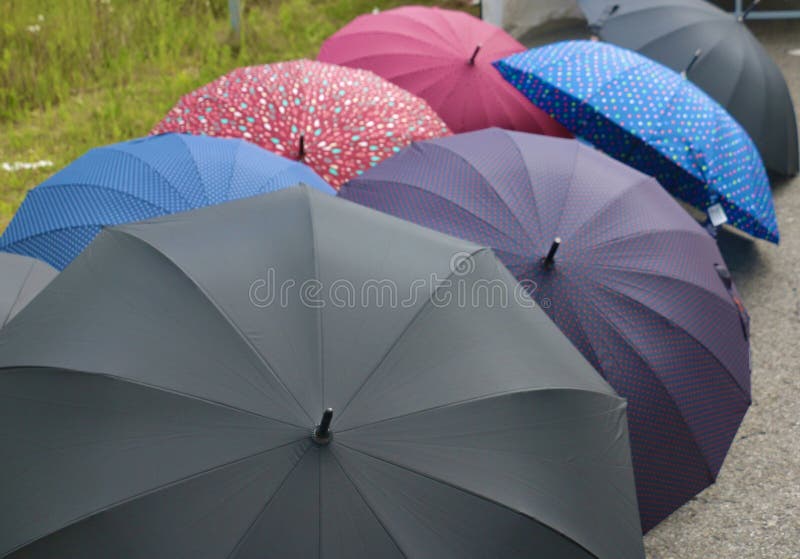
[578,0,799,176]
[0,253,57,329]
[0,186,645,559]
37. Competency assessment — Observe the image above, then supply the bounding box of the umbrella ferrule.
[681,49,703,78]
[543,237,561,268]
[298,134,305,160]
[313,408,334,445]
[469,44,482,65]
[739,0,761,21]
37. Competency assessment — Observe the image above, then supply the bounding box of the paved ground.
[640,20,800,559]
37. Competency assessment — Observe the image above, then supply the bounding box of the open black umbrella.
[577,0,799,176]
[0,187,644,558]
[0,253,57,329]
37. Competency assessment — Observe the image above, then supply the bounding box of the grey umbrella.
[0,186,645,558]
[0,253,57,329]
[578,0,799,176]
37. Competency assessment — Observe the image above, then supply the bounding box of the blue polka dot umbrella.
[152,59,451,189]
[0,133,335,270]
[494,40,779,244]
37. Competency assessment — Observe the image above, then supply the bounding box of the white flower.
[372,7,379,14]
[26,24,41,33]
[37,14,45,21]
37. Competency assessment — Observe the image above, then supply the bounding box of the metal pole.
[229,0,242,44]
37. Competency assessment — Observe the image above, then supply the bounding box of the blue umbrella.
[494,40,779,244]
[0,133,335,269]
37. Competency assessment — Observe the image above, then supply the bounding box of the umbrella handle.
[714,264,750,341]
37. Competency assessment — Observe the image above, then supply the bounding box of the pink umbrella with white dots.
[151,59,451,189]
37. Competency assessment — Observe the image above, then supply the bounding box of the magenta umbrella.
[318,6,570,137]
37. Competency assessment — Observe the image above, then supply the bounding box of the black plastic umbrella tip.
[469,44,482,66]
[543,237,562,269]
[313,408,334,445]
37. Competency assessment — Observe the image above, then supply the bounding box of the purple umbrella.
[339,128,751,531]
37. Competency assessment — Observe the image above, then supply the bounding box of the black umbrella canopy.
[0,253,57,329]
[0,186,645,558]
[578,0,799,176]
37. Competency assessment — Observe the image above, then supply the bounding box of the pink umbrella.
[152,59,450,189]
[318,6,570,137]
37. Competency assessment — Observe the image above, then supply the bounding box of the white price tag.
[707,203,728,227]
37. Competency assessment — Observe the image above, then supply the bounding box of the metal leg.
[733,0,800,20]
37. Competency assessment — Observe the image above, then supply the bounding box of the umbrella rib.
[620,17,723,53]
[1,258,37,328]
[6,439,309,557]
[562,176,656,242]
[335,442,602,559]
[224,443,313,559]
[353,177,524,249]
[426,143,537,248]
[17,366,309,429]
[586,274,750,398]
[334,248,492,424]
[335,387,615,436]
[328,450,409,558]
[113,229,316,426]
[305,187,325,409]
[102,146,203,208]
[567,275,743,476]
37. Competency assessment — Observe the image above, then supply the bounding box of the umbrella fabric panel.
[578,0,799,176]
[0,227,315,426]
[0,254,57,328]
[338,390,637,559]
[317,6,572,137]
[0,368,309,558]
[152,60,451,188]
[0,134,334,270]
[494,41,779,243]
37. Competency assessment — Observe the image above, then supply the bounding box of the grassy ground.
[0,0,475,231]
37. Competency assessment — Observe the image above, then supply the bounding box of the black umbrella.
[0,253,57,329]
[578,0,799,176]
[0,187,644,558]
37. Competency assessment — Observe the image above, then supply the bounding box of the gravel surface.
[642,20,800,559]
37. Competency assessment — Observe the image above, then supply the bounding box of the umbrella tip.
[681,49,703,78]
[469,44,482,65]
[739,0,761,21]
[313,408,334,445]
[298,134,305,160]
[543,237,561,269]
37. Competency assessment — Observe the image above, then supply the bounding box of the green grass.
[0,0,475,231]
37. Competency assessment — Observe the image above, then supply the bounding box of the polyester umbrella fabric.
[577,0,799,176]
[152,59,451,189]
[0,253,56,329]
[494,40,779,244]
[0,133,334,270]
[0,186,645,559]
[317,6,570,137]
[339,128,752,531]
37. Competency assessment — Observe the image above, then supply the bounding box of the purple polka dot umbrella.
[152,59,451,189]
[339,128,752,532]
